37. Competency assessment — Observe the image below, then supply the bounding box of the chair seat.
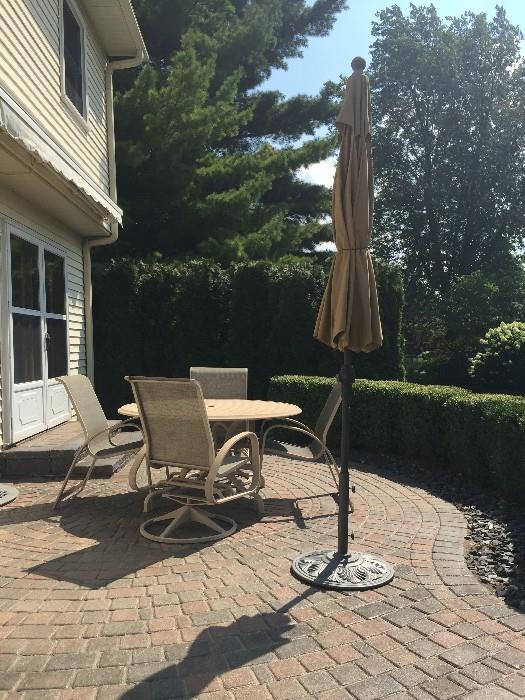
[217,453,251,476]
[264,439,319,461]
[97,432,143,457]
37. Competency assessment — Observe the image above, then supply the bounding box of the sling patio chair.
[190,367,248,446]
[126,376,263,544]
[52,375,143,510]
[260,378,342,491]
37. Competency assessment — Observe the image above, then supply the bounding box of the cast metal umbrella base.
[292,549,394,591]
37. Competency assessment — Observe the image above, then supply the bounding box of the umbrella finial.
[351,56,366,74]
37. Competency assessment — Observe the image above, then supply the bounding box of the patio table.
[118,398,301,423]
[120,399,301,493]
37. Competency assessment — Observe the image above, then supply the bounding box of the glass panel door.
[8,229,71,442]
[12,313,42,383]
[10,233,46,441]
[43,247,70,429]
[10,235,39,310]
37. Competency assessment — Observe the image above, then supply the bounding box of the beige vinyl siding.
[0,224,3,446]
[0,186,87,445]
[0,0,109,193]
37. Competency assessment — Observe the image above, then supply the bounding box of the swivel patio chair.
[260,379,342,490]
[52,375,143,510]
[126,376,263,544]
[190,366,248,446]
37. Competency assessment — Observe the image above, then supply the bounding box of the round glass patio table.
[118,398,302,423]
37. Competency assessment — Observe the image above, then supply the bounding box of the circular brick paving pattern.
[0,458,524,699]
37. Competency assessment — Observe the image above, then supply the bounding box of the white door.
[8,227,70,442]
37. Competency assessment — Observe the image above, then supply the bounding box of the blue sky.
[266,1,525,98]
[267,1,524,192]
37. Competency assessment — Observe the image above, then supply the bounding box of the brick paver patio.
[0,456,524,699]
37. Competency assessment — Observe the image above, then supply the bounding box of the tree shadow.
[120,591,317,699]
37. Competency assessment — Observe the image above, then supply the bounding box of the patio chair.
[126,376,263,544]
[52,375,143,510]
[260,379,342,490]
[190,367,248,445]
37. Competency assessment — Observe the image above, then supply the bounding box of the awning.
[0,93,122,236]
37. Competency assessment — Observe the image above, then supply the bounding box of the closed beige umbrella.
[314,64,382,352]
[291,58,393,591]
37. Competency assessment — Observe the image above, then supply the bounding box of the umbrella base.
[291,549,394,591]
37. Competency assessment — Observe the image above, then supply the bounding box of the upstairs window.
[62,0,86,117]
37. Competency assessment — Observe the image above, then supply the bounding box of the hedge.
[268,375,525,503]
[93,258,404,412]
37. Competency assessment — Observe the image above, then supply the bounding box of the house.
[0,0,147,446]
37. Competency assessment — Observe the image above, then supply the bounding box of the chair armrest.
[86,419,142,456]
[260,417,313,436]
[206,432,261,503]
[260,423,326,461]
[108,418,142,445]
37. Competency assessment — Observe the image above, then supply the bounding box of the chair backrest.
[58,374,108,442]
[189,367,248,400]
[126,377,215,469]
[314,379,342,444]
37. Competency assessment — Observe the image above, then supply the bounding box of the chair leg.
[52,449,95,510]
[253,492,265,515]
[140,505,237,544]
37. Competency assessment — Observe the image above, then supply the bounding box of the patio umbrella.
[291,57,394,590]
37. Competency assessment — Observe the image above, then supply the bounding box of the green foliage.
[406,267,525,387]
[269,375,525,502]
[371,6,525,292]
[369,5,525,378]
[93,258,405,411]
[225,262,275,397]
[113,0,345,261]
[468,322,525,395]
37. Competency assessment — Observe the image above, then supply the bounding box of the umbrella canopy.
[314,68,382,353]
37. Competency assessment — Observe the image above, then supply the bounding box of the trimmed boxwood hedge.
[268,375,525,503]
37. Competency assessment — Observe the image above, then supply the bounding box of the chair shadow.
[120,591,317,699]
[0,488,330,588]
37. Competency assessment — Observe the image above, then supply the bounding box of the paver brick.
[439,644,487,668]
[497,672,525,696]
[421,676,464,699]
[18,670,75,690]
[46,653,98,671]
[0,455,523,700]
[329,662,368,686]
[347,674,404,699]
[267,678,308,699]
[492,647,525,669]
[463,688,518,699]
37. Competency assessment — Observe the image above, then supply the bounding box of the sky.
[265,0,525,189]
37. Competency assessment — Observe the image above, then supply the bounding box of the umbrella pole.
[337,349,353,555]
[290,351,395,591]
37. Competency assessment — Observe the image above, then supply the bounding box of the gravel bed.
[349,449,525,611]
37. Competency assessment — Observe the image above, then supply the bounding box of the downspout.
[84,49,146,382]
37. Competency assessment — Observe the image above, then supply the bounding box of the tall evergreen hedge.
[93,258,404,412]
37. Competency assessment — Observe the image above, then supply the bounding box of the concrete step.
[0,421,129,478]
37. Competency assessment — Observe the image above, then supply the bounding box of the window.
[62,0,85,117]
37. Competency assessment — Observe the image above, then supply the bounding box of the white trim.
[59,0,89,125]
[0,86,119,216]
[0,219,13,445]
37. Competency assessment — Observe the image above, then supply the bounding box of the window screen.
[63,0,84,115]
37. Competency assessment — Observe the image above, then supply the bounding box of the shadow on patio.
[119,591,317,699]
[0,488,338,587]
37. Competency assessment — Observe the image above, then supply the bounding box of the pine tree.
[113,0,345,261]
